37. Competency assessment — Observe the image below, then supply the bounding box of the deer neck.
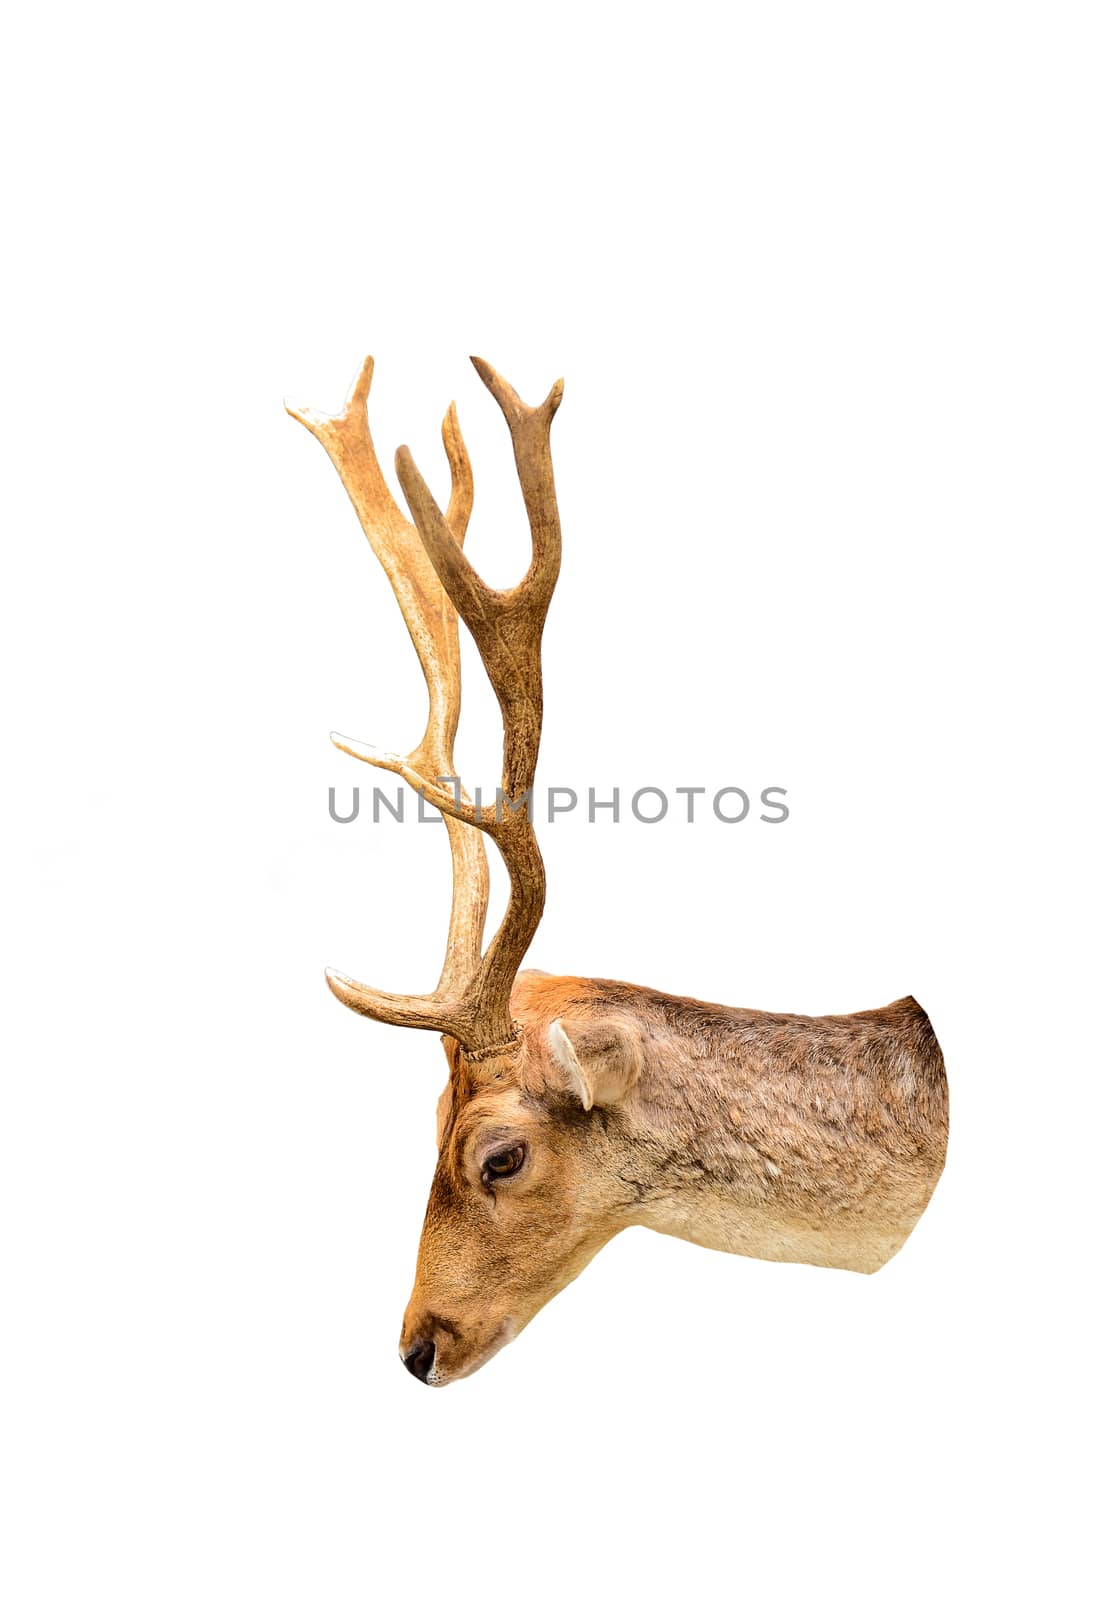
[608,1007,947,1276]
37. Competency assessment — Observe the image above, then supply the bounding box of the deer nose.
[400,1337,436,1384]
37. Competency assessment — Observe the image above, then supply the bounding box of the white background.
[2,4,1106,1596]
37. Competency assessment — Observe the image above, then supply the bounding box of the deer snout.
[399,1312,451,1384]
[399,1308,517,1385]
[400,1336,436,1384]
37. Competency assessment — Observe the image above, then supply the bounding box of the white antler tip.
[345,356,374,408]
[287,401,335,432]
[324,968,363,1006]
[330,732,402,772]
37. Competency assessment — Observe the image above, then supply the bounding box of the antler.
[287,356,563,1061]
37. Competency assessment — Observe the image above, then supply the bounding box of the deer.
[287,356,949,1387]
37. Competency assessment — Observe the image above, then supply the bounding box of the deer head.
[288,357,610,1383]
[288,358,949,1383]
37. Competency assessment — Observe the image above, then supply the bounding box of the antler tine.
[442,400,474,538]
[287,359,490,1040]
[470,356,564,612]
[392,358,564,1057]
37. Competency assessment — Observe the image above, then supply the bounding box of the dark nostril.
[401,1338,436,1384]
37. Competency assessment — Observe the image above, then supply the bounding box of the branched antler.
[287,357,563,1060]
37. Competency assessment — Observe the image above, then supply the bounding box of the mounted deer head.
[288,358,949,1386]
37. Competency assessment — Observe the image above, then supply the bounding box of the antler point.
[346,354,374,405]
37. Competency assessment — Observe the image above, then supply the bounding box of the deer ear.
[547,1018,642,1111]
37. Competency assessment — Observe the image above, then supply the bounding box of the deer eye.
[483,1144,526,1182]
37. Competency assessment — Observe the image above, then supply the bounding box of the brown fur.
[402,971,948,1383]
[293,361,948,1386]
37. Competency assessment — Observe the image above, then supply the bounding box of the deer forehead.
[446,1082,547,1154]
